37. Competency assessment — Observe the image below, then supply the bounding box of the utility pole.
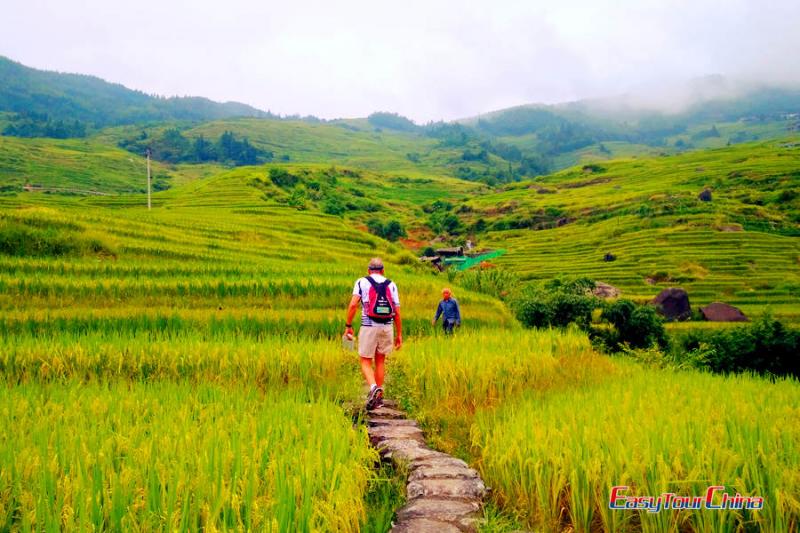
[146,148,152,210]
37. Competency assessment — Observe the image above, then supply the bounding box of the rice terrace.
[1,2,800,532]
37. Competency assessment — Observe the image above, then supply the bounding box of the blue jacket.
[434,298,461,324]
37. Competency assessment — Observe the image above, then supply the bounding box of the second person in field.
[432,287,461,334]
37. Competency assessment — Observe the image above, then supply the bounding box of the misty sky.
[2,0,799,122]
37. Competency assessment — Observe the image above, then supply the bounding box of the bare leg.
[360,357,376,387]
[374,353,386,387]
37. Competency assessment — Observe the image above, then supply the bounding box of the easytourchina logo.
[609,486,764,513]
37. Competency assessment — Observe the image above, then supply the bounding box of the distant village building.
[420,255,444,271]
[435,247,464,257]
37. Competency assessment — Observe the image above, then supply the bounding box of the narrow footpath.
[366,400,487,532]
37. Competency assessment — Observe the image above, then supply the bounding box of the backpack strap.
[365,276,391,293]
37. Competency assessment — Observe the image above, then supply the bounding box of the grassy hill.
[0,55,269,130]
[0,63,799,528]
[93,117,514,183]
[458,138,800,322]
[0,132,798,530]
[3,131,798,324]
[0,135,197,194]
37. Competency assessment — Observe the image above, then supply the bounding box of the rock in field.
[651,287,692,321]
[700,302,748,322]
[593,281,620,299]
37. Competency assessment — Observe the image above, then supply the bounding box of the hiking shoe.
[366,386,384,410]
[365,386,380,410]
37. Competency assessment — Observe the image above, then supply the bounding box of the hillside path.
[367,400,487,532]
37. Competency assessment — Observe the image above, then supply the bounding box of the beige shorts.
[358,324,394,358]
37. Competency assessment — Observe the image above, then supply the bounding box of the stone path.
[366,400,487,532]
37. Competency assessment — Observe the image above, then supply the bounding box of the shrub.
[601,299,668,349]
[509,278,598,330]
[287,189,306,210]
[678,315,800,377]
[269,168,299,189]
[322,196,346,216]
[440,214,463,235]
[366,219,406,242]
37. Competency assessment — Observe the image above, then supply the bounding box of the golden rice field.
[0,196,511,532]
[1,146,799,531]
[1,385,374,532]
[391,331,800,533]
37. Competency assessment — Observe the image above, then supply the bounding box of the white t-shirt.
[353,274,400,327]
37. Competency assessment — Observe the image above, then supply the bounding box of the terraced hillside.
[0,136,189,193]
[1,132,799,532]
[5,133,799,323]
[465,139,800,322]
[0,200,512,338]
[0,177,514,531]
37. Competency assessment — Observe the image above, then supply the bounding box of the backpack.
[365,276,396,323]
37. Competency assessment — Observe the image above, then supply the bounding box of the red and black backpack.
[365,276,396,323]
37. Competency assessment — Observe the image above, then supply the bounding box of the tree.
[192,135,216,162]
[441,214,464,235]
[366,219,406,241]
[322,196,346,216]
[383,220,406,241]
[602,299,667,349]
[269,168,299,188]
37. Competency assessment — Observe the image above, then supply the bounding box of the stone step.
[369,425,426,446]
[367,417,419,428]
[408,464,480,482]
[366,399,487,532]
[391,518,462,533]
[368,406,406,419]
[396,498,482,522]
[407,478,487,501]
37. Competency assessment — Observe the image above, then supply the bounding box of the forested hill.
[0,55,270,134]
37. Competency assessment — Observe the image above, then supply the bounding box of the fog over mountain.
[2,0,799,122]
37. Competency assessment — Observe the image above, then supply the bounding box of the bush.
[601,299,667,349]
[322,196,346,216]
[366,219,406,242]
[678,315,799,377]
[509,278,598,330]
[269,168,299,189]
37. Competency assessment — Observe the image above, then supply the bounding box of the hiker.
[433,287,461,334]
[345,258,402,410]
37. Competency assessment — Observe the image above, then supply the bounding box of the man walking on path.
[432,287,461,335]
[345,258,402,410]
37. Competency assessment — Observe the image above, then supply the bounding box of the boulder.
[651,288,692,321]
[700,302,748,322]
[603,252,617,262]
[593,282,620,299]
[698,188,713,202]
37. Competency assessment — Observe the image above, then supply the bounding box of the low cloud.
[2,0,799,122]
